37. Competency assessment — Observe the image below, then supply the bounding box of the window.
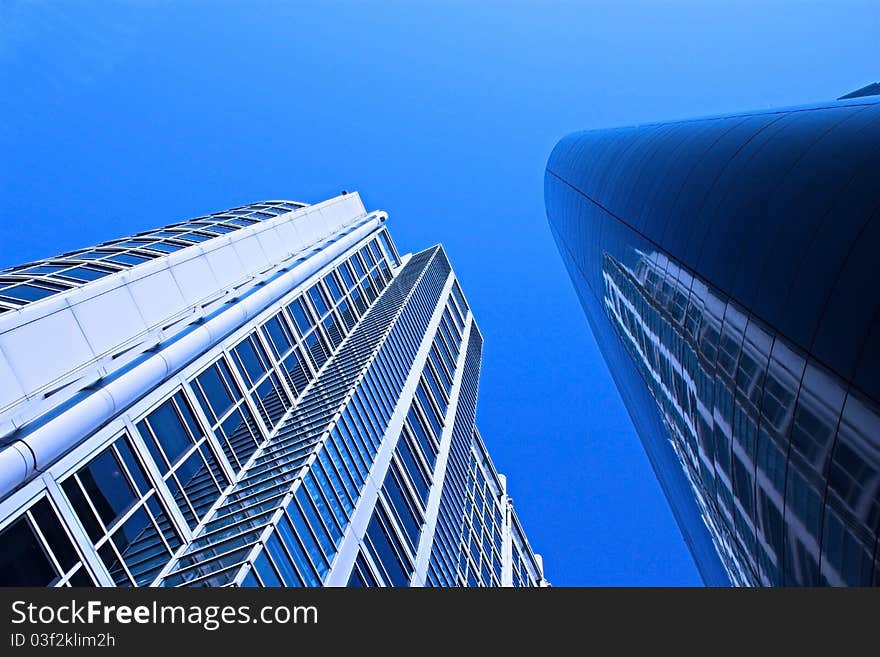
[0,281,67,304]
[322,312,344,349]
[361,276,376,304]
[423,366,448,414]
[360,246,376,269]
[61,433,181,586]
[0,498,93,587]
[336,299,356,331]
[347,553,378,587]
[261,313,294,361]
[280,346,313,397]
[55,265,114,283]
[364,506,412,587]
[106,252,152,266]
[136,392,229,530]
[192,358,241,424]
[216,406,262,472]
[302,330,330,370]
[394,436,432,505]
[285,498,330,580]
[324,273,344,303]
[232,333,292,431]
[451,280,469,315]
[381,464,424,552]
[406,409,438,470]
[339,262,356,290]
[263,533,303,586]
[288,298,315,336]
[276,514,321,586]
[307,283,329,318]
[349,253,366,280]
[415,384,444,438]
[378,230,401,267]
[349,287,367,315]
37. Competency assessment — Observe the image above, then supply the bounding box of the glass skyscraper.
[0,194,546,588]
[545,91,880,586]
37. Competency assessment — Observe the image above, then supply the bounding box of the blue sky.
[1,1,877,585]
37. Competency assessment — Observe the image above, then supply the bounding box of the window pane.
[62,478,103,542]
[254,552,281,587]
[143,399,194,466]
[366,511,409,587]
[234,336,269,384]
[288,298,314,335]
[1,283,61,303]
[263,314,293,359]
[77,449,138,528]
[239,570,260,588]
[266,533,303,586]
[0,514,58,586]
[99,542,129,586]
[220,406,260,468]
[29,499,78,571]
[324,274,343,302]
[116,437,149,495]
[339,263,355,290]
[308,285,329,317]
[106,252,151,266]
[57,266,112,282]
[67,566,95,587]
[195,362,237,421]
[277,514,320,586]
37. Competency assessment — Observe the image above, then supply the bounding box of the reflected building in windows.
[545,90,880,586]
[0,194,546,587]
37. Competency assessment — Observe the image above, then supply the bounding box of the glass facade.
[0,194,545,587]
[545,93,880,586]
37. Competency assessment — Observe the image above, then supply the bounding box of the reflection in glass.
[602,249,880,586]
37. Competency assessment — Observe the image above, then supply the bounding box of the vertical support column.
[500,475,515,587]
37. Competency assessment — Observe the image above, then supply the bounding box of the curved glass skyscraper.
[545,91,880,586]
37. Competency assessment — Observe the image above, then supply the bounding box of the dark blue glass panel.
[77,448,137,527]
[308,285,329,317]
[266,533,303,587]
[29,500,78,571]
[0,283,61,303]
[141,399,193,468]
[239,570,260,588]
[253,552,281,587]
[407,409,437,469]
[0,515,58,585]
[382,467,422,551]
[115,437,149,495]
[277,515,321,586]
[324,274,344,302]
[263,314,294,359]
[293,488,334,561]
[287,300,311,336]
[195,361,237,422]
[365,511,409,587]
[233,336,268,385]
[285,499,329,579]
